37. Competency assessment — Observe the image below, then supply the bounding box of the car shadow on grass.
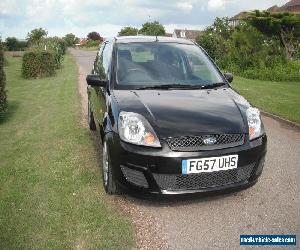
[0,100,19,124]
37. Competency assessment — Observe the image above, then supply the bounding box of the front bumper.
[106,132,267,195]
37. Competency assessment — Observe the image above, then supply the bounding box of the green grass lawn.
[0,55,134,249]
[232,76,300,123]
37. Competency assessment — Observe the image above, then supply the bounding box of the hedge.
[0,41,7,116]
[22,50,56,79]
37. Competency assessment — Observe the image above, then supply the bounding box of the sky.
[0,0,289,39]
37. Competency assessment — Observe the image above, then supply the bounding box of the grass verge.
[232,76,300,124]
[77,46,99,51]
[0,55,134,249]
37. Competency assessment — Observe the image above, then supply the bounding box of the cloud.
[207,0,227,11]
[176,2,194,12]
[0,0,291,39]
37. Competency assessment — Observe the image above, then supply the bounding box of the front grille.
[153,163,254,191]
[166,134,245,151]
[121,165,149,188]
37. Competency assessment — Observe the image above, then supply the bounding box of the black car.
[87,36,267,195]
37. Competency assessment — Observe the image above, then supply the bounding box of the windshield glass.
[115,42,224,89]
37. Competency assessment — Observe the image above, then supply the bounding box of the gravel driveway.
[71,49,300,250]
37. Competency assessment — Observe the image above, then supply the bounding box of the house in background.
[75,38,88,47]
[267,0,300,13]
[172,29,202,41]
[229,0,300,27]
[164,33,173,37]
[229,11,249,27]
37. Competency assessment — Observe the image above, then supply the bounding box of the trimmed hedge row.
[22,50,56,79]
[0,41,7,116]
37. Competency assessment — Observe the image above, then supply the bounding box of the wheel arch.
[100,112,114,144]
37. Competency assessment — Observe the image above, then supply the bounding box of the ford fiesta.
[86,36,267,195]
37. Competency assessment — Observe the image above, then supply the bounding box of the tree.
[118,26,138,36]
[211,17,233,40]
[248,11,300,59]
[0,40,7,116]
[4,37,28,51]
[5,37,18,51]
[139,21,165,36]
[63,33,79,47]
[26,28,47,45]
[87,32,103,41]
[196,17,233,67]
[227,22,282,70]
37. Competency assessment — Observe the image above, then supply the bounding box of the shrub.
[22,50,56,79]
[196,17,300,82]
[84,40,101,47]
[0,41,7,116]
[29,37,66,69]
[63,33,79,47]
[241,60,300,82]
[45,37,67,68]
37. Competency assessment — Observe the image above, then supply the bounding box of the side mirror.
[224,73,233,83]
[86,74,107,87]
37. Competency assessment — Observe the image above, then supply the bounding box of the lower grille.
[121,165,148,188]
[153,164,255,191]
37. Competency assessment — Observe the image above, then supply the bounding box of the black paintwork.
[87,36,267,195]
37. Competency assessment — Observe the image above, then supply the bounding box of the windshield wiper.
[200,82,227,89]
[136,84,202,90]
[135,82,227,90]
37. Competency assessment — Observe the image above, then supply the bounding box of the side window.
[102,42,113,75]
[96,42,110,80]
[93,44,105,73]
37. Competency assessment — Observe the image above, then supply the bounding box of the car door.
[93,41,113,126]
[89,43,105,125]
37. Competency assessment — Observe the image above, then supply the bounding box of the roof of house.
[282,0,300,7]
[266,0,300,12]
[279,0,300,12]
[267,5,281,12]
[229,11,249,21]
[164,33,173,37]
[231,0,300,21]
[173,29,202,40]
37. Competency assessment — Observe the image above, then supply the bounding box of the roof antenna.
[155,35,158,42]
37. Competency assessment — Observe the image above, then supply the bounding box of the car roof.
[113,36,195,45]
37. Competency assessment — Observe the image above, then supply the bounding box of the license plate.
[182,155,238,174]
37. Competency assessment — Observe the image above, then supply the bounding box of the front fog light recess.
[118,111,161,147]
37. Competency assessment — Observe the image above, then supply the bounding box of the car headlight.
[118,111,161,147]
[246,107,264,140]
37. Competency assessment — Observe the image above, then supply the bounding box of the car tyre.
[88,99,96,130]
[102,138,119,194]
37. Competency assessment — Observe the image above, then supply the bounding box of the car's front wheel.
[102,138,118,194]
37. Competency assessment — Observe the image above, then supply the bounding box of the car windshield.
[115,42,224,89]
